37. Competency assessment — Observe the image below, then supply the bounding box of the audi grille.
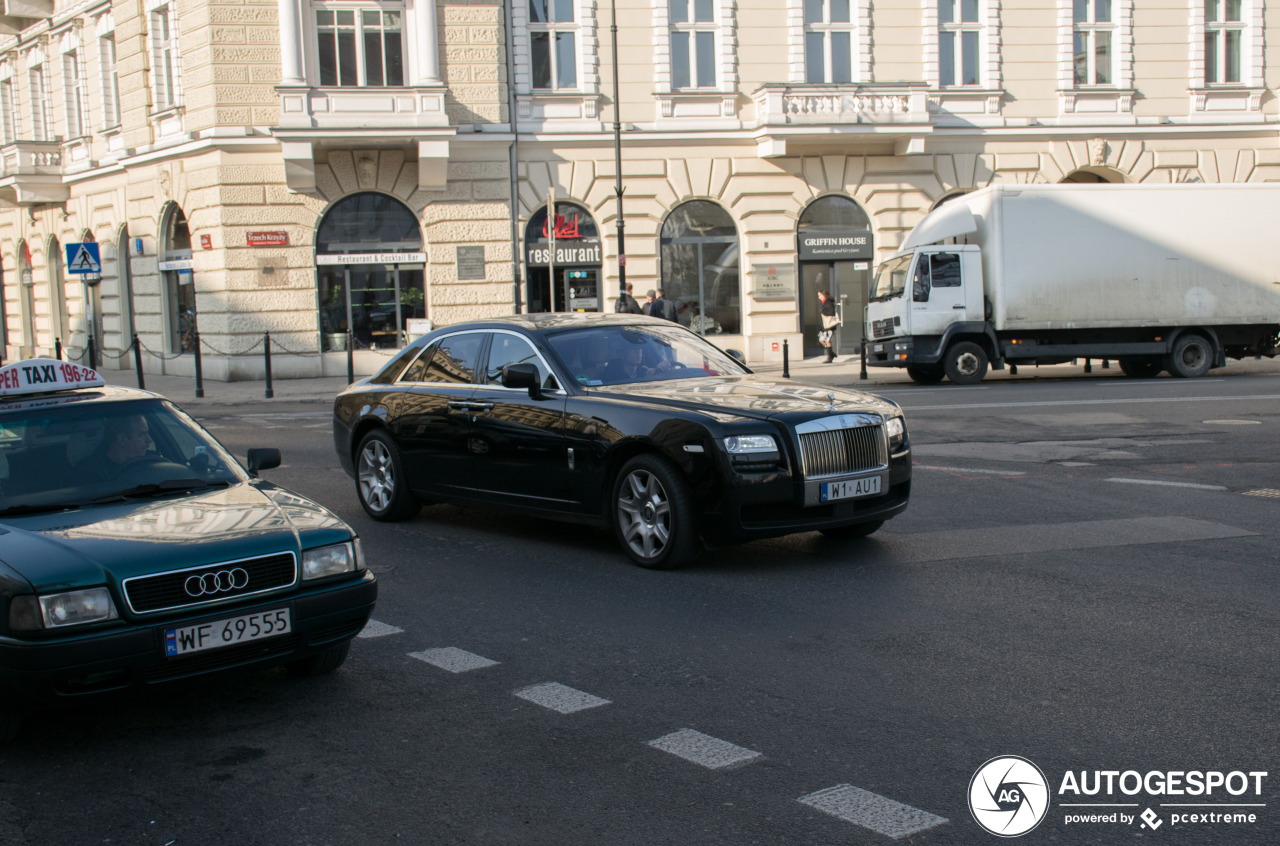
[122,553,297,614]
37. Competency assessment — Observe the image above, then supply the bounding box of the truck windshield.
[870,255,912,301]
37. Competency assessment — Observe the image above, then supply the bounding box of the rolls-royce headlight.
[302,540,364,581]
[723,434,781,472]
[885,415,906,451]
[9,588,119,631]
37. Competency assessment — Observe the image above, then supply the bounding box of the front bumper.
[0,570,377,709]
[865,336,917,368]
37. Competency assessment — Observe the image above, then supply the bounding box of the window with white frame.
[529,0,577,89]
[0,66,14,146]
[670,0,717,89]
[1204,0,1244,84]
[98,16,121,129]
[149,1,181,110]
[1073,0,1115,85]
[63,47,88,138]
[315,7,404,86]
[937,0,981,86]
[28,60,51,141]
[804,0,854,83]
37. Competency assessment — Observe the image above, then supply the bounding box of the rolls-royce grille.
[123,553,297,614]
[872,317,897,339]
[799,425,887,479]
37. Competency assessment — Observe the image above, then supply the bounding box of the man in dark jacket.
[651,288,678,322]
[615,282,642,314]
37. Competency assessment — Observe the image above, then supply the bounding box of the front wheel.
[612,454,699,569]
[1165,334,1213,378]
[906,366,945,385]
[820,520,884,540]
[943,341,989,385]
[356,430,421,521]
[286,642,350,677]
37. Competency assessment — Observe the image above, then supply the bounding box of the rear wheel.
[286,642,350,677]
[820,520,884,540]
[1165,334,1213,378]
[613,454,699,569]
[356,430,421,521]
[1118,357,1163,378]
[0,711,20,746]
[906,366,945,385]
[943,341,989,385]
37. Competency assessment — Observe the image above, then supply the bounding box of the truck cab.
[866,245,990,383]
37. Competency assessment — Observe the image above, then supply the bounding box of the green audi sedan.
[0,359,377,741]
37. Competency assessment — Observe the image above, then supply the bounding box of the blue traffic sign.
[66,242,101,275]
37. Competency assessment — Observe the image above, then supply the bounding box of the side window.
[912,257,931,302]
[421,333,485,384]
[395,341,437,383]
[930,253,962,288]
[485,333,557,390]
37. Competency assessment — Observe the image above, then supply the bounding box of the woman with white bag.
[818,289,840,363]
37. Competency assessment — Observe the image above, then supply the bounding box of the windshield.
[870,254,913,301]
[546,323,749,387]
[0,398,245,515]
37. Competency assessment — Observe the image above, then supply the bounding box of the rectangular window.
[670,0,716,89]
[1073,0,1114,86]
[528,0,576,89]
[804,0,854,83]
[938,0,980,86]
[316,7,405,87]
[0,79,14,145]
[1205,0,1244,84]
[99,35,121,128]
[151,5,179,109]
[63,50,88,138]
[29,65,51,141]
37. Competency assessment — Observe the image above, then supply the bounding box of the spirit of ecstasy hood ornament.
[826,392,837,413]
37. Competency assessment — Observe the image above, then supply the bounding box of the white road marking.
[915,465,1026,476]
[901,393,1280,412]
[1059,461,1095,466]
[798,784,948,840]
[1106,478,1227,491]
[514,682,611,714]
[357,620,403,638]
[409,647,499,673]
[1203,419,1261,425]
[647,729,761,770]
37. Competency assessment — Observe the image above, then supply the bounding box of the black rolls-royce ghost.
[333,313,911,569]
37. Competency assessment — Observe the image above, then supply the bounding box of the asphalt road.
[2,365,1278,845]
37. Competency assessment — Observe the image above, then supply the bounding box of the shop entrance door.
[318,264,426,351]
[801,261,867,357]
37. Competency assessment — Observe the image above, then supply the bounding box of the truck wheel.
[906,366,945,385]
[944,342,989,385]
[613,454,699,570]
[1118,357,1163,378]
[1165,334,1212,378]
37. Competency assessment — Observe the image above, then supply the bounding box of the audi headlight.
[885,415,906,451]
[723,434,781,472]
[9,588,118,632]
[302,540,363,581]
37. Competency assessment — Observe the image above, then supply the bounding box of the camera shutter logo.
[969,756,1050,837]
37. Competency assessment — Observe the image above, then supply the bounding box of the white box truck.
[864,183,1280,384]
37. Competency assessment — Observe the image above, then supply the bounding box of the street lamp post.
[611,0,626,301]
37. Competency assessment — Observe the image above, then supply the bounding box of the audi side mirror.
[725,349,747,366]
[502,363,543,399]
[247,448,281,476]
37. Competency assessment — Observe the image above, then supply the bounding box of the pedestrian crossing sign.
[66,242,101,275]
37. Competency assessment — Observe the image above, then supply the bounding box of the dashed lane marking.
[1106,478,1228,491]
[899,393,1280,412]
[514,682,611,714]
[409,647,499,673]
[798,784,948,840]
[915,465,1026,476]
[647,729,762,770]
[1243,488,1280,499]
[357,620,403,638]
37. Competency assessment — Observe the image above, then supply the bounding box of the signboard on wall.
[798,231,873,261]
[456,245,486,280]
[316,252,427,266]
[526,242,602,266]
[750,263,796,300]
[247,231,289,247]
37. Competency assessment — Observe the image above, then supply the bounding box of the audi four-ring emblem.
[184,568,250,597]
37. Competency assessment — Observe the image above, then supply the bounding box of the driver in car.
[83,414,152,477]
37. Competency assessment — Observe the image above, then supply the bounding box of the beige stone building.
[3,0,1280,378]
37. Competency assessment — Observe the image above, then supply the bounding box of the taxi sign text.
[0,358,105,397]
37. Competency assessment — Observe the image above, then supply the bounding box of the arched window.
[660,200,740,335]
[16,241,35,357]
[316,192,425,351]
[116,225,136,350]
[159,204,194,354]
[523,201,603,313]
[797,195,872,355]
[47,236,68,345]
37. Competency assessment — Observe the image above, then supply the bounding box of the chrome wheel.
[617,467,672,561]
[358,439,394,513]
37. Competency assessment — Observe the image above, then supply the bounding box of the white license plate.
[164,608,291,657]
[821,476,882,502]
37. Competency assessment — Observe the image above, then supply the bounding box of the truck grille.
[123,553,297,614]
[798,424,887,479]
[871,317,897,339]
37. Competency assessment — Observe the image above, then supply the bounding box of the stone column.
[278,0,305,85]
[412,0,441,85]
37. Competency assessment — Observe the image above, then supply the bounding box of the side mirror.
[725,349,747,365]
[501,363,542,399]
[247,448,281,476]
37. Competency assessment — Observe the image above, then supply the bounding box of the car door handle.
[952,304,966,309]
[469,402,494,412]
[447,401,477,411]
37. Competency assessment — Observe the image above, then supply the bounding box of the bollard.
[263,332,274,399]
[54,338,63,360]
[87,335,96,370]
[1010,363,1018,376]
[346,331,354,384]
[194,331,204,398]
[1084,358,1093,373]
[132,334,146,390]
[859,338,868,380]
[782,339,790,378]
[1102,359,1110,369]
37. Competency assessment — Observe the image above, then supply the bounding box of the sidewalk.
[99,352,1280,407]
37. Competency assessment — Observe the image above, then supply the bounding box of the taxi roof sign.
[0,358,105,397]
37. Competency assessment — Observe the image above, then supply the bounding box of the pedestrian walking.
[615,282,643,314]
[652,288,679,322]
[818,289,840,363]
